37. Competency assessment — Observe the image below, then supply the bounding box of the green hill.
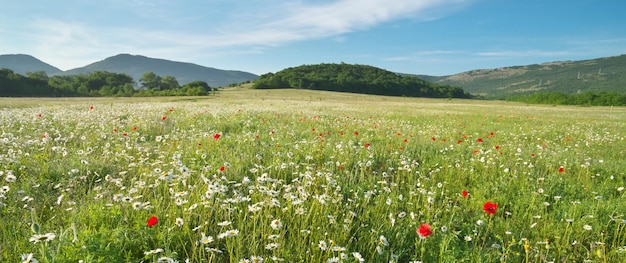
[252,63,470,99]
[431,54,626,99]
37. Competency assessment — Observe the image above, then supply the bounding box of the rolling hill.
[252,63,470,98]
[60,54,258,87]
[428,54,626,98]
[0,54,62,75]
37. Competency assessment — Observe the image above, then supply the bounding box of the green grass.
[1,89,625,262]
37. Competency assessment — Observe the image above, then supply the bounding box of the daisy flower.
[270,219,283,230]
[200,233,214,244]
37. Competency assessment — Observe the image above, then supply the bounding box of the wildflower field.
[1,89,625,263]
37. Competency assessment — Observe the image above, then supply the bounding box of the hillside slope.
[0,54,62,75]
[432,54,626,98]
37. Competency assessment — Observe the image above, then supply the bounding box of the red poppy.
[220,166,225,172]
[457,140,462,144]
[417,224,432,238]
[213,133,221,140]
[364,143,371,149]
[147,216,158,227]
[431,137,436,141]
[38,113,42,117]
[477,138,483,143]
[495,145,500,150]
[462,190,468,198]
[89,105,94,110]
[558,167,564,173]
[483,201,498,215]
[133,126,137,131]
[161,115,167,121]
[354,131,359,136]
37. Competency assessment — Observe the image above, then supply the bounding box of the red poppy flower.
[38,113,42,117]
[161,115,167,121]
[133,126,137,131]
[417,224,432,238]
[477,138,483,143]
[457,140,462,144]
[431,137,436,141]
[220,166,225,172]
[462,190,468,198]
[558,167,564,173]
[147,216,158,227]
[213,133,221,140]
[483,201,498,215]
[354,131,359,136]
[495,145,500,150]
[89,105,94,110]
[364,143,371,149]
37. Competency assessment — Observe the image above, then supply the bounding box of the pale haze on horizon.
[1,0,625,76]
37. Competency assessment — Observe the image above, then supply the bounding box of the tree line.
[252,63,471,98]
[0,68,212,97]
[506,91,626,106]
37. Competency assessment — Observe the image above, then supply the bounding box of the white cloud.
[240,0,470,43]
[21,0,471,70]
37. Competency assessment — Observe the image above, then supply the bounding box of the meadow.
[1,89,625,263]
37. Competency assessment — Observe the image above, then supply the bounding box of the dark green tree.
[160,75,180,90]
[140,72,161,90]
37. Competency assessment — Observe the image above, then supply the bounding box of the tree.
[181,81,211,96]
[26,71,49,82]
[140,72,161,90]
[160,75,180,90]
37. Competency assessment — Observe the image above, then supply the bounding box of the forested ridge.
[252,63,471,98]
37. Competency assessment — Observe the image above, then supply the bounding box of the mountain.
[60,54,258,87]
[252,63,470,98]
[0,54,62,75]
[427,54,626,98]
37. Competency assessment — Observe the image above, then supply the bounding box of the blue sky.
[1,0,625,76]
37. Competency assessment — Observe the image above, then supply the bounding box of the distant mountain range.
[422,54,626,98]
[0,54,258,87]
[2,53,625,97]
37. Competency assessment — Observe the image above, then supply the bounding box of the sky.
[1,0,625,76]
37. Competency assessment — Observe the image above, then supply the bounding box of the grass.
[1,89,625,262]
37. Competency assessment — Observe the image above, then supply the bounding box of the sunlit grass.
[1,89,625,262]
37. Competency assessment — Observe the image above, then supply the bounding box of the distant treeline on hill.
[0,68,213,97]
[507,91,626,106]
[252,63,471,98]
